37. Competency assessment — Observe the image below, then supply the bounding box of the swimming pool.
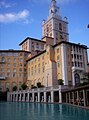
[0,102,89,120]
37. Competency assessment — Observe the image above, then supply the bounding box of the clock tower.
[42,0,69,45]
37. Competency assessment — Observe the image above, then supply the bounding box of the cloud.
[0,1,16,8]
[0,9,30,24]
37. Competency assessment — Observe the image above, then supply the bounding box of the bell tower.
[42,0,69,45]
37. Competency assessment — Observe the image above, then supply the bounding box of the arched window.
[74,73,80,86]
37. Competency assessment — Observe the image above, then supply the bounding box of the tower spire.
[49,0,60,18]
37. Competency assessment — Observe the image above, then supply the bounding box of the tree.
[12,86,17,91]
[81,72,89,85]
[21,83,27,90]
[36,82,45,88]
[58,79,64,85]
[31,85,37,89]
[37,82,41,88]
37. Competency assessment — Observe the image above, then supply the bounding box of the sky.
[0,0,89,60]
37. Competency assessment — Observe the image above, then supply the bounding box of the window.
[1,68,4,72]
[72,62,74,66]
[57,62,60,67]
[42,62,44,73]
[59,23,62,30]
[74,54,76,59]
[14,58,16,62]
[20,63,22,67]
[20,53,22,56]
[24,68,26,72]
[1,64,4,67]
[31,67,33,75]
[13,68,16,72]
[19,58,23,62]
[7,63,10,67]
[38,64,40,74]
[8,58,11,62]
[13,53,18,56]
[8,53,13,56]
[19,73,22,78]
[75,62,77,67]
[57,48,59,53]
[38,58,40,62]
[57,55,59,60]
[1,52,7,56]
[35,65,36,73]
[7,69,10,72]
[13,63,16,67]
[19,68,22,72]
[7,73,10,78]
[12,73,16,78]
[42,55,44,60]
[1,57,5,62]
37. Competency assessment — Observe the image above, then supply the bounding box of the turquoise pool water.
[0,102,89,120]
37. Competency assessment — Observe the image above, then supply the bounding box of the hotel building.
[0,0,89,92]
[0,50,30,92]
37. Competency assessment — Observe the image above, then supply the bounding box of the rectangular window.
[38,64,40,74]
[31,67,33,75]
[35,65,36,73]
[19,68,22,72]
[19,73,22,78]
[14,58,16,62]
[1,52,7,56]
[12,73,16,78]
[8,58,11,62]
[13,63,16,67]
[57,48,59,53]
[57,55,59,60]
[7,69,10,72]
[19,58,23,62]
[42,62,44,73]
[14,53,18,56]
[7,63,10,67]
[57,62,60,67]
[7,73,10,78]
[8,53,13,56]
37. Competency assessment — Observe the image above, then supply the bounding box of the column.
[7,92,10,101]
[44,92,46,102]
[59,90,62,103]
[69,92,71,103]
[13,94,15,101]
[83,90,86,106]
[66,93,68,103]
[22,93,25,101]
[51,91,54,103]
[32,93,34,102]
[19,94,21,101]
[72,92,74,104]
[10,94,13,101]
[27,93,29,101]
[38,92,40,102]
[16,94,18,101]
[77,91,79,105]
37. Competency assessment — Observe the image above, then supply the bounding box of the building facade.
[0,50,30,92]
[27,41,88,88]
[0,0,88,92]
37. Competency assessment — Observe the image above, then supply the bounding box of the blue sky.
[0,0,89,60]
